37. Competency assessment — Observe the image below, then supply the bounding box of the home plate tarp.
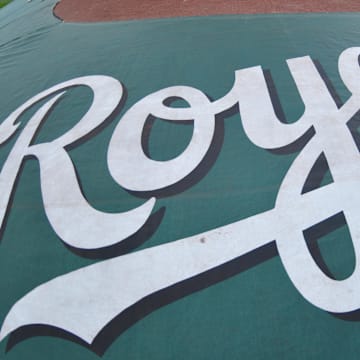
[1,1,360,358]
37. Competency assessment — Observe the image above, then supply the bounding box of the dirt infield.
[54,0,360,22]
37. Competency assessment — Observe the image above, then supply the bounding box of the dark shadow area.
[6,325,90,353]
[263,69,287,124]
[268,122,315,155]
[303,211,347,279]
[347,109,360,152]
[301,152,332,194]
[332,308,360,322]
[303,212,360,322]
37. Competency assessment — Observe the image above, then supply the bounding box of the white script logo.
[1,47,360,349]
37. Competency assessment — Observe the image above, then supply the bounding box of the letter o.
[108,86,215,191]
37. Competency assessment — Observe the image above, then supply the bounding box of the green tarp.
[1,1,360,358]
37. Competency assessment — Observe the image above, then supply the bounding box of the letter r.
[0,76,155,250]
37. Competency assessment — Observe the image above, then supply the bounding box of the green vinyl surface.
[0,1,360,358]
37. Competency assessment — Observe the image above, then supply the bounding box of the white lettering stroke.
[1,47,360,345]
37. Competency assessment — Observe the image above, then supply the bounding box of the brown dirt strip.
[54,0,360,23]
